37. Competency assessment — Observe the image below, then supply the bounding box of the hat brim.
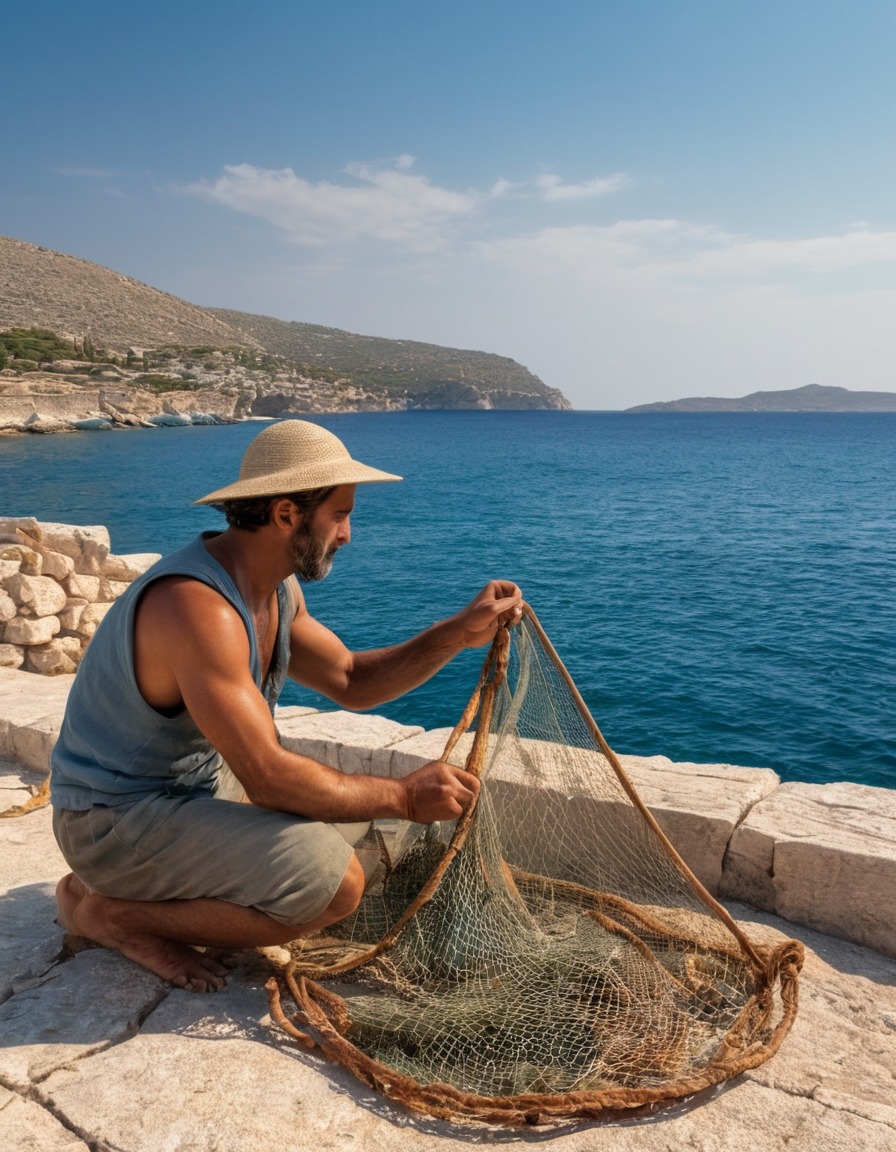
[194,460,402,505]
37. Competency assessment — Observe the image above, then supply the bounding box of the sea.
[1,410,893,790]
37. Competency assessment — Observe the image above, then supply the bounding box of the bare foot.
[55,873,228,993]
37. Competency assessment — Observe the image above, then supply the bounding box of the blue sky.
[3,1,895,408]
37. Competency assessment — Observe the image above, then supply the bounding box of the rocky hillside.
[0,237,569,433]
[627,383,896,412]
[0,238,256,354]
[210,308,569,411]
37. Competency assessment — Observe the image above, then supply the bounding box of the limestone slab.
[733,905,896,1137]
[7,710,65,770]
[3,614,60,646]
[276,709,422,776]
[721,782,896,958]
[0,517,42,547]
[0,589,15,624]
[0,804,68,1002]
[37,523,110,575]
[102,552,161,581]
[72,601,109,638]
[0,675,71,770]
[383,727,456,778]
[0,543,41,575]
[33,949,896,1152]
[39,549,75,581]
[0,642,23,669]
[0,1088,86,1151]
[382,735,778,893]
[2,573,67,617]
[620,755,780,893]
[0,949,167,1090]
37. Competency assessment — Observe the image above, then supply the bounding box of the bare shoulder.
[134,577,250,710]
[138,575,237,626]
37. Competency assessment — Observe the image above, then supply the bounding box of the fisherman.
[50,419,523,991]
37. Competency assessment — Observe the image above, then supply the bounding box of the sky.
[3,0,895,409]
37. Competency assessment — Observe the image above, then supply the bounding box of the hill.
[209,308,568,410]
[626,383,896,413]
[0,237,255,353]
[0,237,568,433]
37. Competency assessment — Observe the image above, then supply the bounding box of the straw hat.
[194,419,402,504]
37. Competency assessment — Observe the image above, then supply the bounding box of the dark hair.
[214,486,335,531]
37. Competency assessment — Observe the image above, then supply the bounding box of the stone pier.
[1,670,894,1150]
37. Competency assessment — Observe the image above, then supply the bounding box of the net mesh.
[267,609,802,1126]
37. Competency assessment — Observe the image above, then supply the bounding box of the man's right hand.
[401,761,480,823]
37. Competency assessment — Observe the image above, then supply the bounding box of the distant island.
[0,236,569,434]
[626,383,896,413]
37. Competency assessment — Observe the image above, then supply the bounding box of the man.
[51,419,523,992]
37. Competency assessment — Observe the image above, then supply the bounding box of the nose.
[336,517,351,546]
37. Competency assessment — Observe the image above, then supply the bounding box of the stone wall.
[0,517,159,675]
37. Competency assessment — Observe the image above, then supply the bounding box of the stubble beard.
[291,522,336,582]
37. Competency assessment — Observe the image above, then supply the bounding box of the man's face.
[290,484,355,582]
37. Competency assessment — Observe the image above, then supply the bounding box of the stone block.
[385,736,778,894]
[385,727,456,778]
[0,516,42,547]
[0,1089,86,1152]
[3,615,61,647]
[0,559,21,581]
[2,573,67,618]
[620,755,780,894]
[102,552,161,581]
[272,704,318,720]
[6,712,65,773]
[74,601,111,639]
[276,709,423,776]
[721,781,896,958]
[23,638,81,677]
[63,572,101,601]
[0,644,24,670]
[37,523,110,575]
[57,596,88,632]
[0,797,70,1004]
[0,544,41,576]
[38,549,75,581]
[0,589,15,624]
[98,577,130,602]
[0,673,71,764]
[0,949,166,1091]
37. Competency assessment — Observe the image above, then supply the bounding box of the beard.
[291,521,336,582]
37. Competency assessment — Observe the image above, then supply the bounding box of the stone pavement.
[2,766,895,1151]
[1,661,895,1151]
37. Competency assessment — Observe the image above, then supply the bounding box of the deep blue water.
[2,411,894,789]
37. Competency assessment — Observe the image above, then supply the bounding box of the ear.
[269,497,300,531]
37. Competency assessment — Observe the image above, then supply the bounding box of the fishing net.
[267,608,802,1126]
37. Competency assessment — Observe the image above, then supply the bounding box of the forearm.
[331,615,468,710]
[237,745,410,821]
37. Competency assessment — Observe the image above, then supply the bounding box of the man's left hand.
[452,580,524,648]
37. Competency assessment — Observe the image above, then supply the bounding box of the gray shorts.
[52,784,363,927]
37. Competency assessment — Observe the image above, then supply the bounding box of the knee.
[319,854,365,927]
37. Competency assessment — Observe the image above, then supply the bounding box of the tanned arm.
[133,577,480,823]
[287,579,524,710]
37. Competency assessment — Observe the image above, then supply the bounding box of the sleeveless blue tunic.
[50,533,298,810]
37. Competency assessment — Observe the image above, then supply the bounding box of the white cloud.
[178,158,896,408]
[476,219,896,285]
[489,177,516,198]
[185,160,636,248]
[536,172,631,201]
[185,160,479,249]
